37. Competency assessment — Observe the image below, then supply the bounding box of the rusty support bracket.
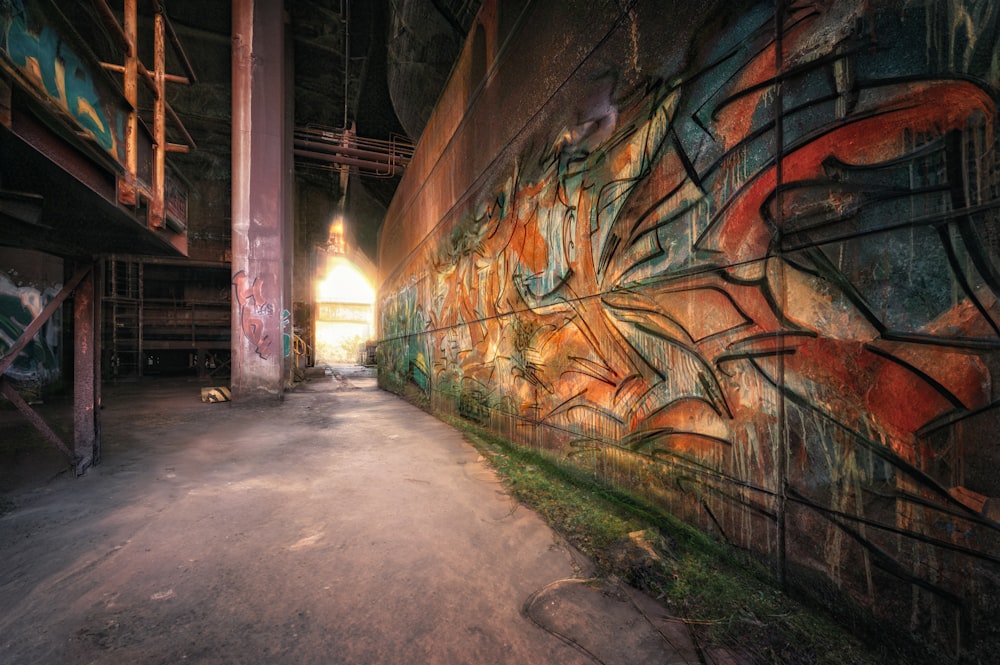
[164,99,196,150]
[101,61,158,101]
[0,265,99,474]
[149,0,198,84]
[162,16,198,85]
[0,267,93,472]
[137,62,161,98]
[90,0,133,57]
[0,378,78,466]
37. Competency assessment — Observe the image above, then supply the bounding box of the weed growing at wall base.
[445,416,938,665]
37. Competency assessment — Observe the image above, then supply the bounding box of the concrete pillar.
[231,0,290,401]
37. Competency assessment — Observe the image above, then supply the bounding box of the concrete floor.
[0,368,723,664]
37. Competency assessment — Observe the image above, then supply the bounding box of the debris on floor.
[200,386,231,403]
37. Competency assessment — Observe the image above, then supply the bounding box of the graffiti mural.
[0,0,125,159]
[378,0,1000,656]
[233,271,275,360]
[378,279,430,393]
[0,273,60,386]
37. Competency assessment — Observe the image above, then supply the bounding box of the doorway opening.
[314,255,374,365]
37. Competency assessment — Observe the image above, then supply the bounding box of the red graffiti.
[233,271,273,359]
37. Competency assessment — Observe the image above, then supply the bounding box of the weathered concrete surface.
[0,370,704,664]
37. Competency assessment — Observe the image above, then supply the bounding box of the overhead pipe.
[294,123,413,176]
[293,137,410,166]
[293,147,405,176]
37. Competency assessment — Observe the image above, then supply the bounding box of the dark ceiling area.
[158,0,482,260]
[0,0,481,262]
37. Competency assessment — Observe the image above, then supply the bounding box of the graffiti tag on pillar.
[233,271,274,360]
[282,309,292,358]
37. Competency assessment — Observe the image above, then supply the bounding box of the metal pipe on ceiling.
[293,125,413,177]
[293,138,409,166]
[293,147,404,177]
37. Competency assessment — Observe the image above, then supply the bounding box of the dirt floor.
[0,368,721,664]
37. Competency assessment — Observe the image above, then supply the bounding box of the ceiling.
[162,0,482,258]
[2,0,485,261]
[0,0,481,262]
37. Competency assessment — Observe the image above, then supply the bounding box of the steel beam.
[0,265,96,472]
[73,266,100,474]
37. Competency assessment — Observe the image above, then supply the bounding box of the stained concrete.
[0,368,711,664]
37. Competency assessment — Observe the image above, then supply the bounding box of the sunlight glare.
[314,257,375,364]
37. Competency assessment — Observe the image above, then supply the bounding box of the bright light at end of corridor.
[314,257,375,364]
[316,260,374,305]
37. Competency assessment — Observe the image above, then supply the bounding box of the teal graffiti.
[378,282,429,393]
[2,0,118,153]
[282,309,291,358]
[0,273,61,385]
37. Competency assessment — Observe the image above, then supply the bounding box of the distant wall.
[376,1,1000,657]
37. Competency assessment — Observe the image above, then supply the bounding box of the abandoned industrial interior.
[2,1,999,663]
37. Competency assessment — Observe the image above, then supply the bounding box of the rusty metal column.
[122,0,138,201]
[150,10,167,228]
[73,265,99,474]
[231,0,289,401]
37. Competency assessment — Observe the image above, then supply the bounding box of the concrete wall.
[376,0,1000,656]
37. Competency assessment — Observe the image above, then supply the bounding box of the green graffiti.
[282,309,291,358]
[378,282,430,394]
[0,274,61,385]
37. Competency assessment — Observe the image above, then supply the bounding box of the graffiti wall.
[0,0,127,160]
[377,0,1000,657]
[0,271,61,388]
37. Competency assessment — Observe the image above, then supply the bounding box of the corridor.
[0,369,705,664]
